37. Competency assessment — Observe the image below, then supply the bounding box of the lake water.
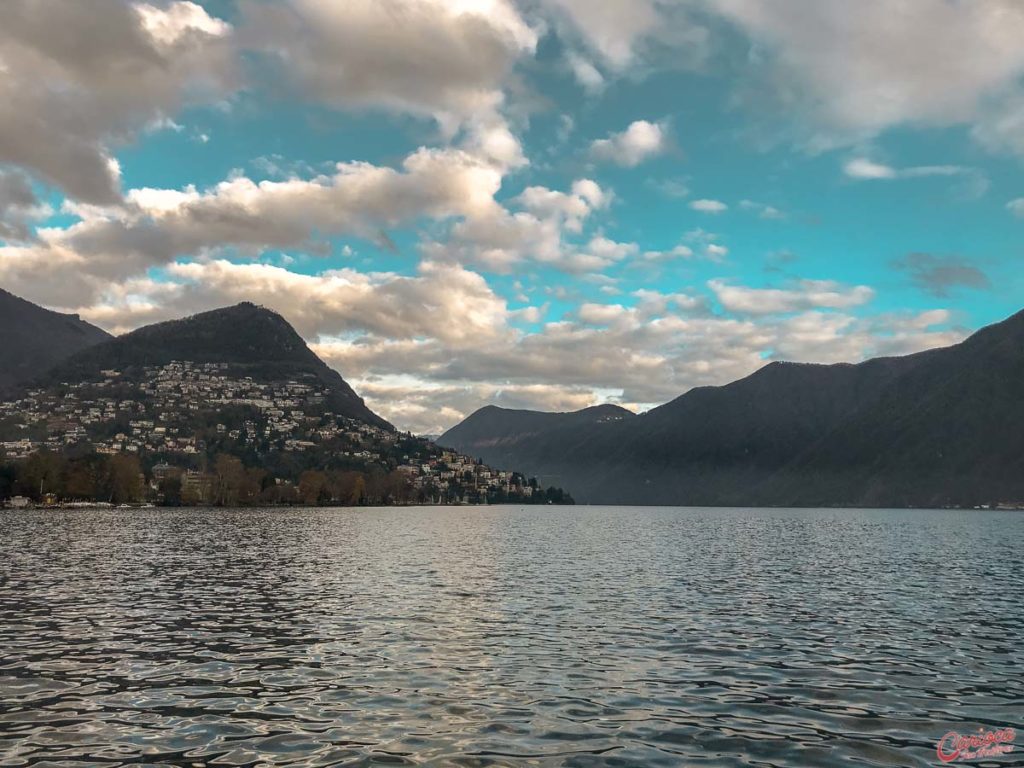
[1,506,1021,767]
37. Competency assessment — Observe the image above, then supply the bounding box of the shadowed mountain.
[0,288,112,392]
[439,403,634,473]
[440,309,1024,508]
[762,307,1024,507]
[37,302,392,429]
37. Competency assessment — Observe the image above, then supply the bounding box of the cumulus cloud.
[0,0,236,203]
[1007,198,1024,218]
[57,261,961,434]
[689,198,728,213]
[891,253,991,298]
[590,120,669,167]
[707,0,1024,149]
[405,303,956,429]
[709,278,875,315]
[0,146,508,304]
[0,0,537,207]
[239,0,536,140]
[350,377,603,436]
[422,178,619,273]
[79,259,514,344]
[531,0,1024,155]
[643,244,694,262]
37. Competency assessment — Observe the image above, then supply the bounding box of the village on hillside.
[0,361,572,508]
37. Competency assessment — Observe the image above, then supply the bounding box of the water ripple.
[1,506,1022,767]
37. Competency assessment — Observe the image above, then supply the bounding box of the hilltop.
[0,288,111,392]
[37,302,390,429]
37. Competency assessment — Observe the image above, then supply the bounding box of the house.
[152,462,178,480]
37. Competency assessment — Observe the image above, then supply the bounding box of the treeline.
[0,450,144,504]
[0,450,573,507]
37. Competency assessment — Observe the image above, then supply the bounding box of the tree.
[19,450,65,501]
[158,474,183,506]
[350,473,366,505]
[328,470,364,505]
[384,471,412,504]
[108,454,143,503]
[243,468,266,505]
[298,470,328,505]
[64,458,100,501]
[213,453,246,506]
[0,462,16,501]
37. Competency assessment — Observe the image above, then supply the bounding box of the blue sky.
[1,0,1023,432]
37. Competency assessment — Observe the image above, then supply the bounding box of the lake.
[1,506,1021,767]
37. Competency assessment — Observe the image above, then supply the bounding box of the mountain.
[0,302,582,506]
[440,309,1024,508]
[762,308,1024,507]
[439,403,635,479]
[37,302,391,429]
[0,288,111,392]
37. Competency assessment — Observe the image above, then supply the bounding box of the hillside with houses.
[0,300,572,508]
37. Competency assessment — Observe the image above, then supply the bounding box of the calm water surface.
[1,506,1021,767]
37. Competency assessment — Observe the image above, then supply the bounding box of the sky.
[1,0,1023,434]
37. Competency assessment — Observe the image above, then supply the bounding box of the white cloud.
[565,237,634,274]
[706,0,1024,150]
[541,0,661,70]
[350,377,602,436]
[240,0,536,132]
[137,1,231,43]
[82,259,514,346]
[709,278,875,315]
[539,0,710,83]
[844,157,972,181]
[1006,198,1024,218]
[48,259,962,434]
[689,198,728,213]
[566,52,605,93]
[0,0,540,207]
[590,120,669,167]
[643,244,694,261]
[0,0,236,203]
[0,145,510,304]
[515,179,607,233]
[423,178,617,273]
[650,178,691,198]
[738,200,785,219]
[843,158,896,180]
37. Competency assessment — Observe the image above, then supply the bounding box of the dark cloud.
[892,253,991,298]
[0,169,43,241]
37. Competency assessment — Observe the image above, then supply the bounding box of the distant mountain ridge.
[439,403,634,475]
[37,302,391,429]
[0,288,111,392]
[441,309,1024,508]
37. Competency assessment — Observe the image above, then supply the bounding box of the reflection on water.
[0,506,1021,767]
